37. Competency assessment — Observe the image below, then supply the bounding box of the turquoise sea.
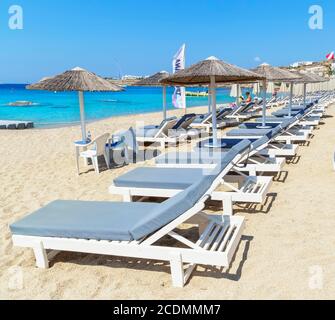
[0,84,239,128]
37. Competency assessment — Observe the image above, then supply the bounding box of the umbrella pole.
[210,76,218,147]
[208,87,212,113]
[303,83,307,108]
[262,80,267,127]
[288,82,294,117]
[162,86,167,120]
[78,91,87,141]
[237,84,240,106]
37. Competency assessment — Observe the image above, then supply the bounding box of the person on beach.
[245,92,252,103]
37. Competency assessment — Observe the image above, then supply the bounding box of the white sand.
[1,105,335,300]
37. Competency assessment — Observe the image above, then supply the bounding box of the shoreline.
[31,104,212,130]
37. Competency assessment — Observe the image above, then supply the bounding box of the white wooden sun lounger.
[225,116,310,145]
[11,151,247,287]
[155,136,286,176]
[136,118,187,149]
[109,141,273,215]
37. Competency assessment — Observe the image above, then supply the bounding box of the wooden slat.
[218,225,236,253]
[203,225,222,250]
[211,224,230,252]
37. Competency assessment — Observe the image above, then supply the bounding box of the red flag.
[326,52,334,60]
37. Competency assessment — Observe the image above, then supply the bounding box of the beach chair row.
[9,95,334,288]
[0,120,34,130]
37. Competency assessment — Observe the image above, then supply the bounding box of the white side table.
[74,139,91,169]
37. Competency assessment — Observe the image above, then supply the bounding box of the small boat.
[185,91,209,97]
[8,101,35,107]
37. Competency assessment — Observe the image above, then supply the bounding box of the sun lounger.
[155,136,286,176]
[11,154,246,287]
[226,102,261,121]
[225,117,310,144]
[254,116,320,127]
[110,141,273,215]
[190,108,237,132]
[136,117,186,148]
[239,122,313,136]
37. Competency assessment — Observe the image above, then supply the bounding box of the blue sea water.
[0,84,238,128]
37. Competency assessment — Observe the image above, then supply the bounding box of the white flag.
[172,44,186,109]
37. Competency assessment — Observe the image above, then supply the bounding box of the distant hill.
[105,78,141,87]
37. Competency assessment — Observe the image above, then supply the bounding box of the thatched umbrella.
[230,84,242,106]
[27,67,123,141]
[161,56,264,148]
[132,71,170,120]
[252,63,301,125]
[289,72,327,107]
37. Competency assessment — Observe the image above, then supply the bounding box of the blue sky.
[0,0,334,83]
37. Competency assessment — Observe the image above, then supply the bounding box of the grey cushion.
[10,201,160,241]
[267,126,283,139]
[226,129,271,137]
[192,113,211,124]
[136,128,160,138]
[272,110,301,117]
[155,151,226,165]
[130,172,217,240]
[251,136,269,150]
[173,114,196,130]
[218,140,251,171]
[114,167,205,190]
[160,116,177,127]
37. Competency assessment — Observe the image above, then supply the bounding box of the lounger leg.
[92,156,100,174]
[104,152,110,169]
[249,167,257,176]
[170,253,185,288]
[33,241,49,269]
[123,191,132,202]
[76,147,80,175]
[222,195,233,216]
[105,149,110,169]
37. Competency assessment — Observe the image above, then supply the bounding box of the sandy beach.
[1,104,335,300]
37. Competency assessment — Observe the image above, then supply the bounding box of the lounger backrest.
[130,140,252,240]
[250,136,270,151]
[266,126,283,139]
[129,171,216,240]
[173,114,196,130]
[159,119,178,136]
[159,116,177,129]
[194,112,212,124]
[218,140,252,169]
[237,102,255,114]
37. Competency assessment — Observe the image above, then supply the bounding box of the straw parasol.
[162,56,264,147]
[251,63,301,126]
[132,71,170,120]
[280,82,289,93]
[289,72,328,106]
[253,82,260,96]
[266,82,275,94]
[162,56,263,86]
[27,67,124,141]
